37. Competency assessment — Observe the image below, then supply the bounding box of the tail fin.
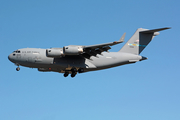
[119,27,170,54]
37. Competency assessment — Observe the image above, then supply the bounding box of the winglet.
[118,33,126,42]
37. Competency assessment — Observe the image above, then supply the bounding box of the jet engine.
[46,49,64,57]
[63,46,83,55]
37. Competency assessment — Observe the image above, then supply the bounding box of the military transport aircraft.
[8,27,170,77]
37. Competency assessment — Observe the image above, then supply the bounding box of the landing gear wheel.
[16,67,20,71]
[70,68,77,78]
[71,72,77,78]
[64,72,69,77]
[78,68,84,73]
[71,68,77,73]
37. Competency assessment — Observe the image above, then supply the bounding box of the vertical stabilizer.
[119,27,170,54]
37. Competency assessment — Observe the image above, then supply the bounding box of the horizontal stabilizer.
[140,27,171,33]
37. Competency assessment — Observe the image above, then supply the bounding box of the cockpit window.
[13,50,21,53]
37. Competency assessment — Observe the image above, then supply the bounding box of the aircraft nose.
[8,54,13,62]
[8,54,11,60]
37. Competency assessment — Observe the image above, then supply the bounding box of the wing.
[81,33,126,58]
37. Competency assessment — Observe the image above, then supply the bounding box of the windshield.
[13,50,21,53]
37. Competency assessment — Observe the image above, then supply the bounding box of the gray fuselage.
[8,48,143,73]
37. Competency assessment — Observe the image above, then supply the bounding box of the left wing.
[81,33,126,58]
[46,33,126,58]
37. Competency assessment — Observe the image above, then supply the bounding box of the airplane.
[8,27,170,78]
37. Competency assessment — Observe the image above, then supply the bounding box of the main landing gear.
[63,68,84,78]
[64,71,69,77]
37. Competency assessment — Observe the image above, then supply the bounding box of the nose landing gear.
[16,67,20,71]
[15,63,20,71]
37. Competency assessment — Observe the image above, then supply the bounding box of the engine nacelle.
[46,49,63,57]
[63,46,83,55]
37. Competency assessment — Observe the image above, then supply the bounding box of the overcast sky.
[1,0,180,120]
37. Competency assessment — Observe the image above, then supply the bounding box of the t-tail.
[119,27,170,55]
